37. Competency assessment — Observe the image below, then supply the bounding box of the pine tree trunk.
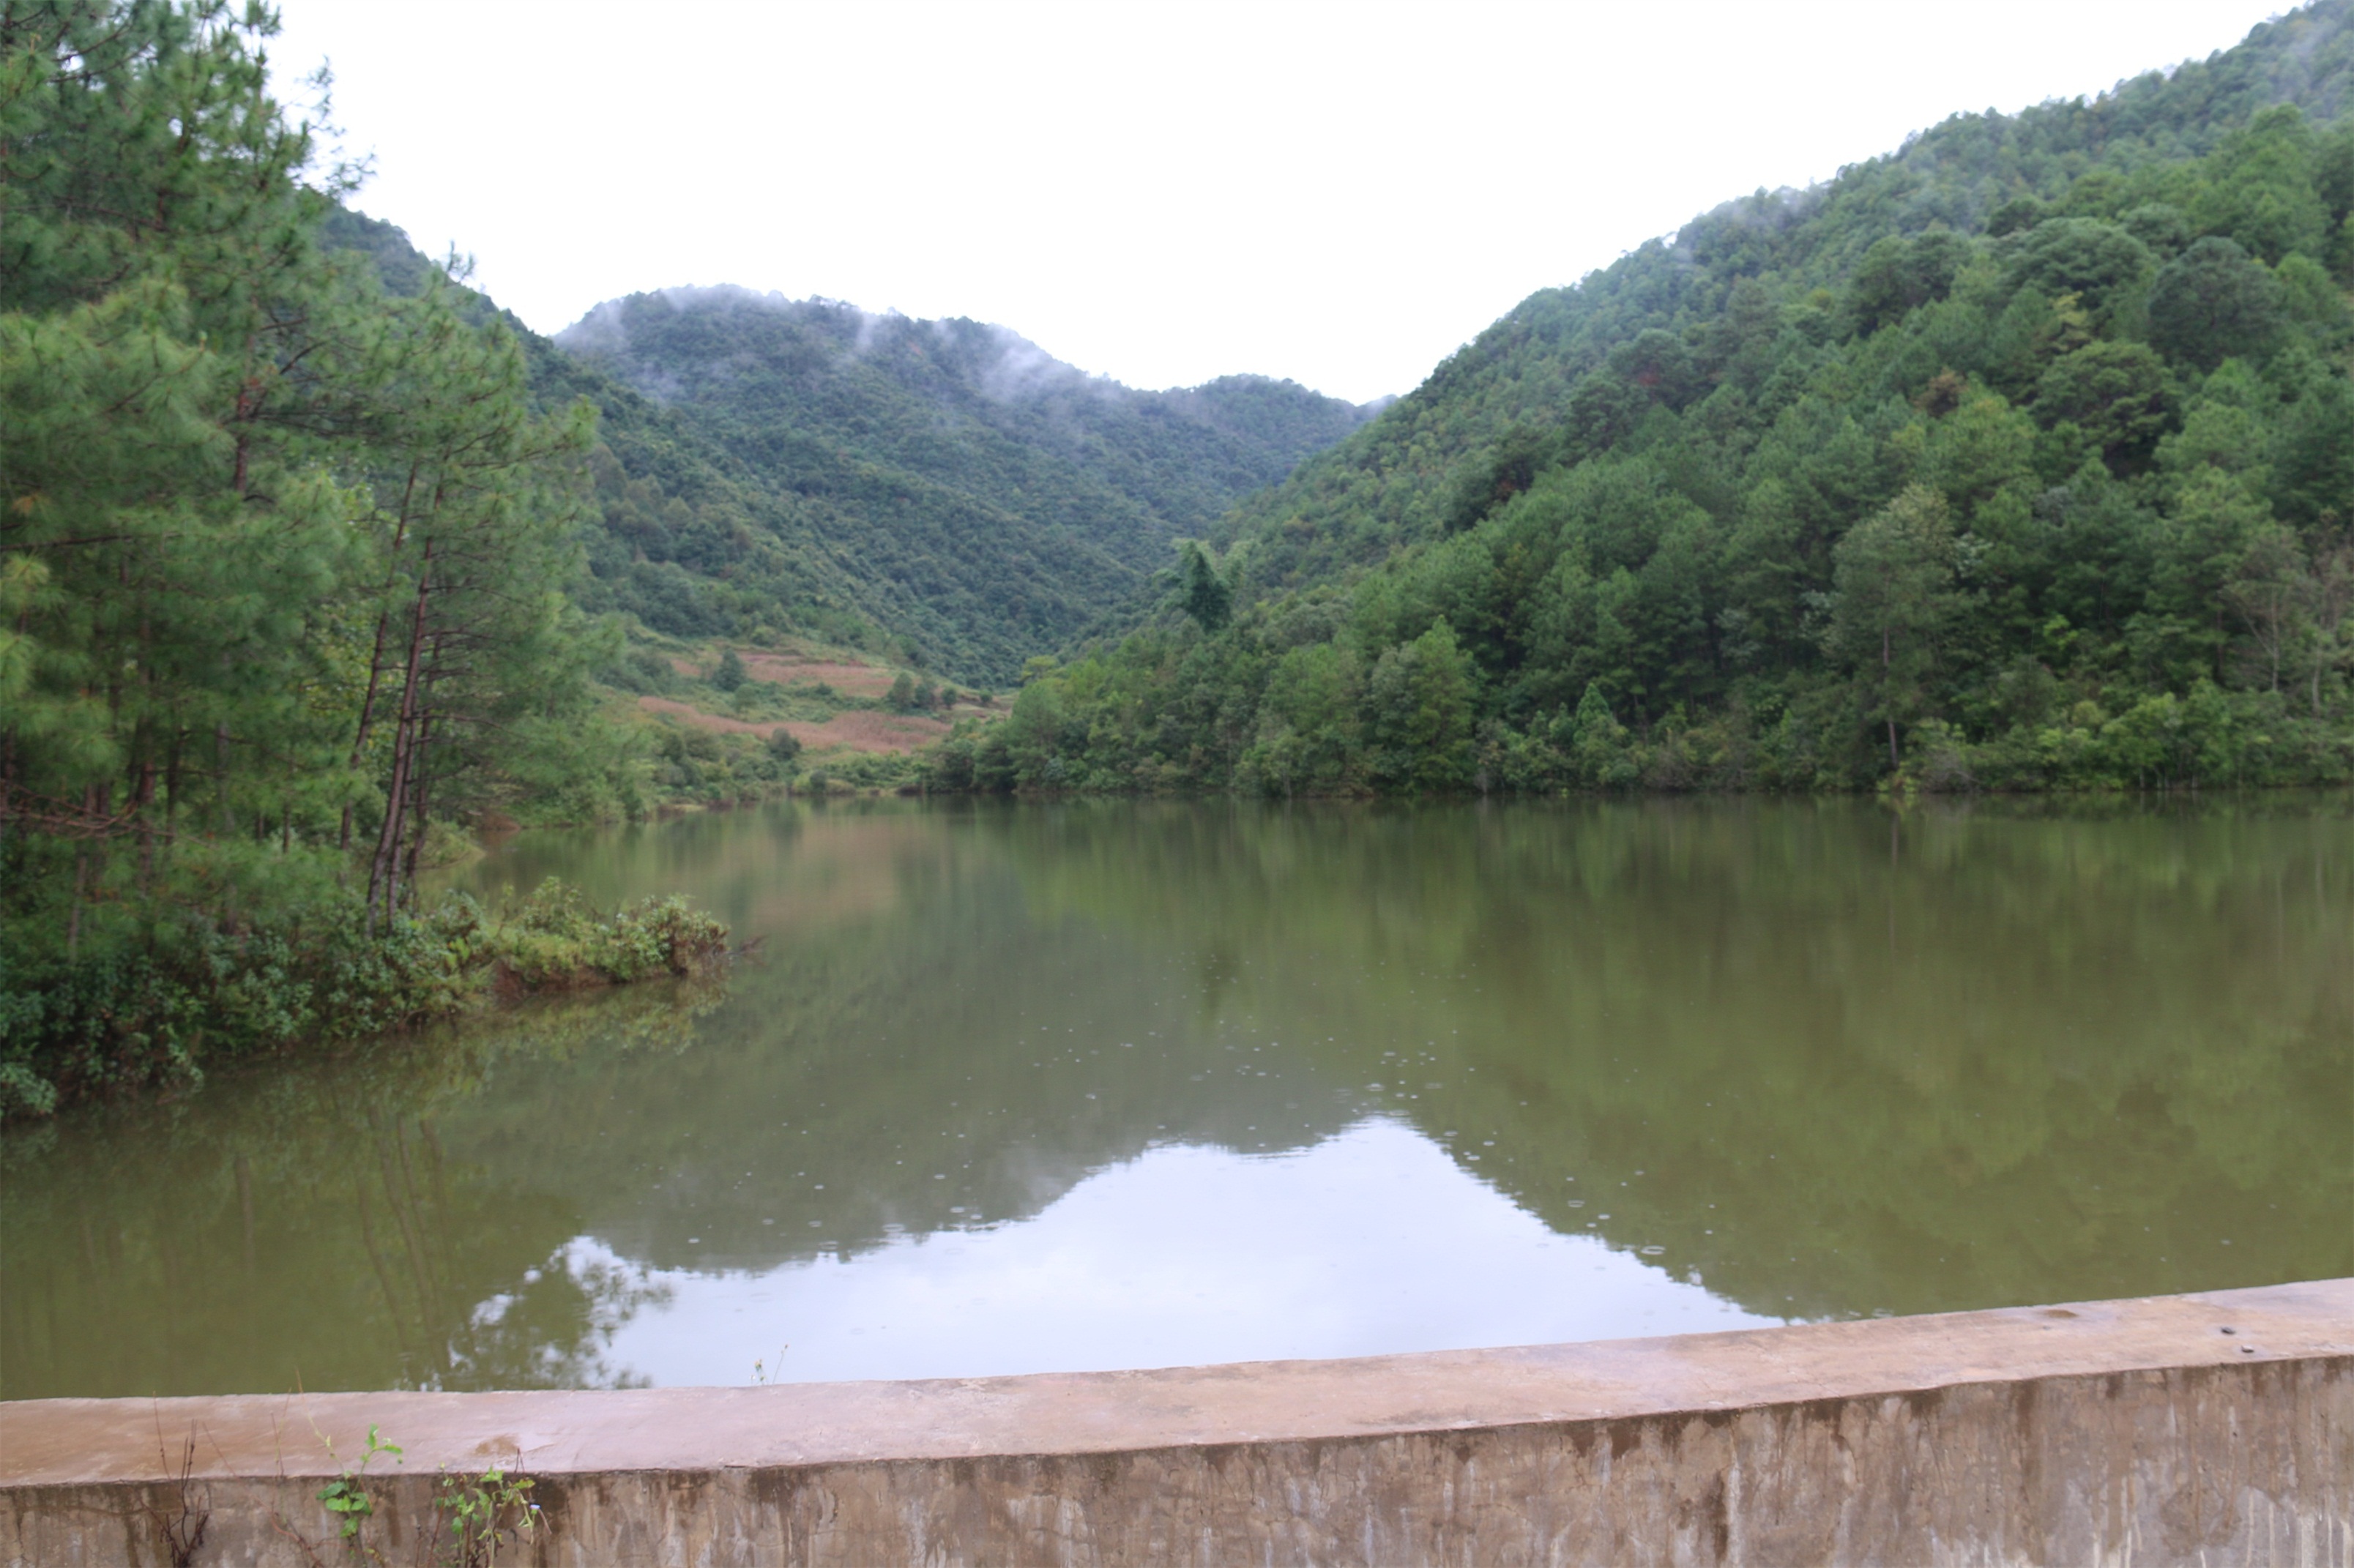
[67,783,96,960]
[1882,625,1898,770]
[368,543,436,933]
[163,731,181,851]
[215,722,234,836]
[343,468,423,854]
[135,756,157,886]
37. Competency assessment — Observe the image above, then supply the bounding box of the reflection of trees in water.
[988,797,2354,1320]
[343,1106,671,1392]
[0,980,720,1400]
[437,796,2348,1325]
[15,799,2347,1398]
[428,872,1357,1277]
[444,1243,670,1392]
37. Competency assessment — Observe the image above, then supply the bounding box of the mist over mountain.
[319,215,1375,685]
[551,286,1378,682]
[938,1,2354,796]
[320,0,2353,793]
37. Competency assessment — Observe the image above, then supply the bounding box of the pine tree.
[3,2,602,992]
[1825,488,1965,772]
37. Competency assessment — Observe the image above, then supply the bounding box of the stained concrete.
[3,1280,2349,1565]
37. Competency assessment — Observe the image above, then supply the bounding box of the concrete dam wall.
[4,1279,2348,1566]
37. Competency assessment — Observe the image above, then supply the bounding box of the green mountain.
[321,205,899,663]
[950,1,2354,794]
[553,288,1377,682]
[321,216,1376,686]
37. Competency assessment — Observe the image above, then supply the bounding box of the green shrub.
[0,881,728,1121]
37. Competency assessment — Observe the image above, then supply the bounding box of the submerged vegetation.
[0,878,727,1118]
[937,4,2354,795]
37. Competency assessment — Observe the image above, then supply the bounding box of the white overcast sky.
[269,0,2290,404]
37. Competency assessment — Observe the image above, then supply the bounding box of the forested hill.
[1215,3,2353,592]
[321,216,1376,686]
[945,1,2354,796]
[324,209,912,660]
[553,288,1376,682]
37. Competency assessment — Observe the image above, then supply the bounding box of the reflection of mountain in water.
[0,985,714,1398]
[990,800,2352,1321]
[4,797,2347,1398]
[436,877,1364,1274]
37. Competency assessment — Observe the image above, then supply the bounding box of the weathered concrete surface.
[4,1279,2349,1565]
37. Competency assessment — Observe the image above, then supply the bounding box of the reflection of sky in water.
[12,801,2344,1400]
[564,1119,1778,1387]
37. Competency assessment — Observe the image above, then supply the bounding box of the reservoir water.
[4,797,2347,1398]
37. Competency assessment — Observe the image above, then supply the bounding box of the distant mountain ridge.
[560,285,1374,516]
[321,214,1376,684]
[551,285,1379,680]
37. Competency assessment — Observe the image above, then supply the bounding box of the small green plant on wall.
[432,1463,543,1568]
[278,1426,543,1567]
[314,1425,402,1548]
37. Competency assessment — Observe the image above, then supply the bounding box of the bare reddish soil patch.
[666,649,988,703]
[666,655,898,698]
[637,697,775,734]
[741,654,902,697]
[795,710,952,754]
[636,697,952,755]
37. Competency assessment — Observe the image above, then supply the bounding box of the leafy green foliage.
[546,288,1376,684]
[482,878,730,991]
[944,4,2354,794]
[1177,542,1234,631]
[1825,486,1966,766]
[304,1421,543,1567]
[431,1463,542,1568]
[2150,236,2287,368]
[0,878,726,1119]
[314,1425,401,1544]
[0,2,742,1115]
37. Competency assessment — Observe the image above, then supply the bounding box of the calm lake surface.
[4,797,2348,1398]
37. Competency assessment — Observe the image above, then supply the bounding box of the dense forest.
[8,0,2353,1119]
[0,0,1367,1119]
[936,1,2354,795]
[0,2,726,1117]
[323,212,1379,687]
[552,288,1376,684]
